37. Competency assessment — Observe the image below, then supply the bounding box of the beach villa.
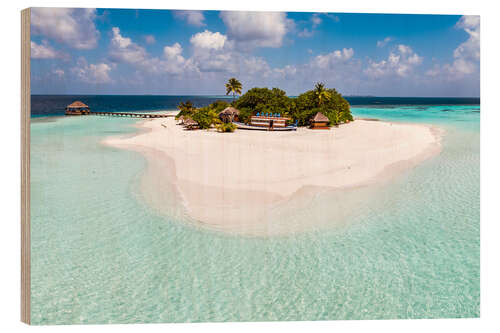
[65,101,90,115]
[249,113,290,129]
[218,107,240,123]
[310,112,330,129]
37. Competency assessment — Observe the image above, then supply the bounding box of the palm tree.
[313,82,332,107]
[176,101,195,119]
[225,78,242,102]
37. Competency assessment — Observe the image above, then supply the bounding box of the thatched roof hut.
[310,112,330,130]
[219,107,240,123]
[176,115,185,124]
[65,101,90,115]
[183,118,199,130]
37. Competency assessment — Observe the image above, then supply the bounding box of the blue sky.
[30,8,480,97]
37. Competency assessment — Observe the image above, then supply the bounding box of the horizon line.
[30,94,481,99]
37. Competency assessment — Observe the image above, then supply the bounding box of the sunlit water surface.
[30,104,479,324]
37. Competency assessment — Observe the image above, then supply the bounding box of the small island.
[104,79,442,235]
[175,79,353,132]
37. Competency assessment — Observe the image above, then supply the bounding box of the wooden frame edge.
[21,7,31,325]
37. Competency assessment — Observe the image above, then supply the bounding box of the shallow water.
[30,104,479,324]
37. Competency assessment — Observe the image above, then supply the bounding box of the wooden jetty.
[89,111,174,118]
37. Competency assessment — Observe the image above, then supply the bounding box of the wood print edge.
[21,7,31,325]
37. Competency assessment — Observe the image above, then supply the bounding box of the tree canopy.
[225,78,242,101]
[234,87,294,123]
[177,82,352,130]
[292,87,352,126]
[233,83,352,126]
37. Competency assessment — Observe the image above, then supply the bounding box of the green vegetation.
[225,78,242,101]
[234,87,293,123]
[177,79,352,131]
[216,122,237,133]
[191,107,220,129]
[233,82,352,127]
[176,100,228,130]
[175,101,196,120]
[292,86,352,126]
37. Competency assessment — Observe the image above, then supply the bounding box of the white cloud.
[108,28,194,76]
[190,30,227,50]
[297,13,338,39]
[365,44,422,78]
[164,43,183,58]
[144,35,156,44]
[71,57,113,84]
[31,41,65,59]
[377,37,393,48]
[174,10,206,27]
[31,8,99,49]
[311,48,355,69]
[220,11,289,48]
[425,15,480,79]
[109,27,147,63]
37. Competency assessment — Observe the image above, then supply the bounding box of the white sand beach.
[103,118,442,235]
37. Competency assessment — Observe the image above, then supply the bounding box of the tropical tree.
[176,101,196,119]
[191,107,221,129]
[291,85,352,126]
[225,78,243,101]
[313,82,332,107]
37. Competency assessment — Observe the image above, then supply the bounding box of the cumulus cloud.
[31,40,67,59]
[109,27,147,63]
[174,10,206,27]
[220,11,290,48]
[190,30,227,50]
[71,57,113,84]
[297,13,338,39]
[108,27,194,76]
[164,43,183,59]
[376,37,393,48]
[310,48,354,69]
[446,15,480,77]
[31,8,99,49]
[424,15,479,80]
[365,44,422,78]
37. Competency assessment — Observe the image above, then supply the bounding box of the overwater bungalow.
[65,101,90,115]
[219,107,240,123]
[310,112,330,130]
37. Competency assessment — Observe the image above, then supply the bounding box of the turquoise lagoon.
[30,104,479,324]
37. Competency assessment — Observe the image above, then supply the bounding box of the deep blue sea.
[29,95,480,324]
[30,95,480,117]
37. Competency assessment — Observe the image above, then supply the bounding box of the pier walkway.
[89,111,174,118]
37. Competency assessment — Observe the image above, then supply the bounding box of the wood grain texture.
[21,7,31,325]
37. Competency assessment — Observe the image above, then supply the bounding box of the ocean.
[29,95,480,324]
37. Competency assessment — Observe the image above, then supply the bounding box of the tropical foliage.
[225,78,242,101]
[191,107,221,129]
[175,101,196,119]
[176,81,352,131]
[292,87,352,126]
[313,82,332,107]
[234,87,293,123]
[232,83,352,126]
[216,122,237,133]
[176,100,230,130]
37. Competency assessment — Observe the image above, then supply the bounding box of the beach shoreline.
[103,117,443,236]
